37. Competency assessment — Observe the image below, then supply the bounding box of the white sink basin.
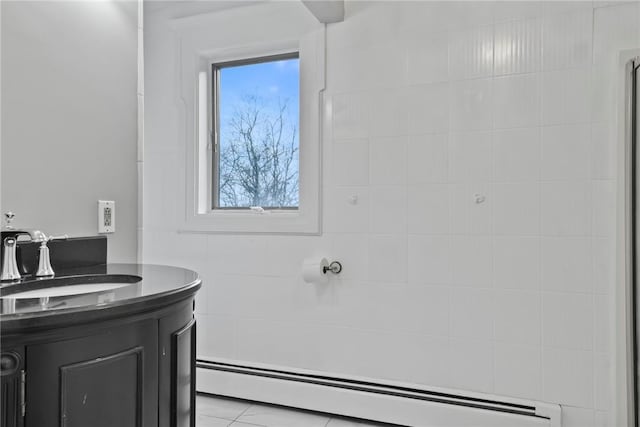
[7,282,132,299]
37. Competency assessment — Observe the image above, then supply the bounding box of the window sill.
[178,208,320,236]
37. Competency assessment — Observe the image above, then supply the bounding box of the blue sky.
[217,57,300,207]
[218,57,300,143]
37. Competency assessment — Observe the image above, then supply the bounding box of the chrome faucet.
[35,237,60,277]
[1,212,66,281]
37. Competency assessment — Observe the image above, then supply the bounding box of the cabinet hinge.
[20,370,26,417]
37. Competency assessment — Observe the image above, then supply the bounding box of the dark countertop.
[0,264,201,336]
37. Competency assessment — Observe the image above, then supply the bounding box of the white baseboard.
[196,358,561,427]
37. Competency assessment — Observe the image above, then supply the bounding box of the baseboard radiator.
[196,359,561,427]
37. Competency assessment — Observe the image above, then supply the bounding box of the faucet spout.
[4,229,46,242]
[1,237,21,281]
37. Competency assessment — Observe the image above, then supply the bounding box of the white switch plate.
[98,200,115,233]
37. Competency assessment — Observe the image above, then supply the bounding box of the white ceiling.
[144,0,344,23]
[143,0,263,17]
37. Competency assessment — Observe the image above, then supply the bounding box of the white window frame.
[176,6,325,235]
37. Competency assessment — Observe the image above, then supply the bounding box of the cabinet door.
[25,320,158,427]
[172,319,196,427]
[158,299,195,427]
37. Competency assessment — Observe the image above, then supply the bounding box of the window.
[212,53,300,210]
[181,9,325,235]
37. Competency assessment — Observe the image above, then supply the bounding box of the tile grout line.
[229,404,253,426]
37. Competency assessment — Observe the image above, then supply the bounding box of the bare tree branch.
[218,95,299,208]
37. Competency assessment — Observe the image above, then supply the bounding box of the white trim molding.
[136,0,144,262]
[617,48,640,427]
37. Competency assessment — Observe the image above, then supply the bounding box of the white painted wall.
[1,1,139,262]
[143,1,640,425]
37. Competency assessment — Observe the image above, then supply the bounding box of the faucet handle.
[36,240,55,277]
[35,235,66,278]
[3,212,15,230]
[29,230,47,242]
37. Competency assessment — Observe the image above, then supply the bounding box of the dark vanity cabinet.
[1,298,197,427]
[25,319,159,427]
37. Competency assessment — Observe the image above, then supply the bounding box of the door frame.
[618,49,640,427]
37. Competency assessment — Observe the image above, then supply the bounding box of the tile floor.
[196,393,398,427]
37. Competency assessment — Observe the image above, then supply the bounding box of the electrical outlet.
[98,200,115,233]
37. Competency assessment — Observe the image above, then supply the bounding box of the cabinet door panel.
[60,346,143,427]
[158,299,194,427]
[172,319,195,427]
[26,320,158,427]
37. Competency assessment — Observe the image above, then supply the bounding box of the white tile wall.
[369,137,407,185]
[543,292,594,350]
[145,1,639,422]
[370,186,407,233]
[325,187,371,233]
[541,237,592,293]
[594,353,611,411]
[449,338,494,393]
[449,131,493,182]
[407,235,452,285]
[332,140,369,186]
[541,10,593,70]
[593,236,615,295]
[407,133,448,184]
[407,32,449,85]
[594,294,611,353]
[493,236,540,290]
[541,125,591,180]
[449,182,493,234]
[410,335,451,387]
[450,286,494,339]
[407,83,450,134]
[494,18,541,75]
[543,348,594,408]
[494,290,541,345]
[542,69,591,125]
[541,181,591,236]
[407,184,449,234]
[592,2,640,64]
[450,236,493,287]
[493,182,541,235]
[493,127,541,182]
[449,78,493,131]
[331,92,369,139]
[492,73,541,129]
[561,406,596,427]
[367,234,407,283]
[449,25,494,80]
[493,1,541,24]
[369,89,407,137]
[494,343,542,399]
